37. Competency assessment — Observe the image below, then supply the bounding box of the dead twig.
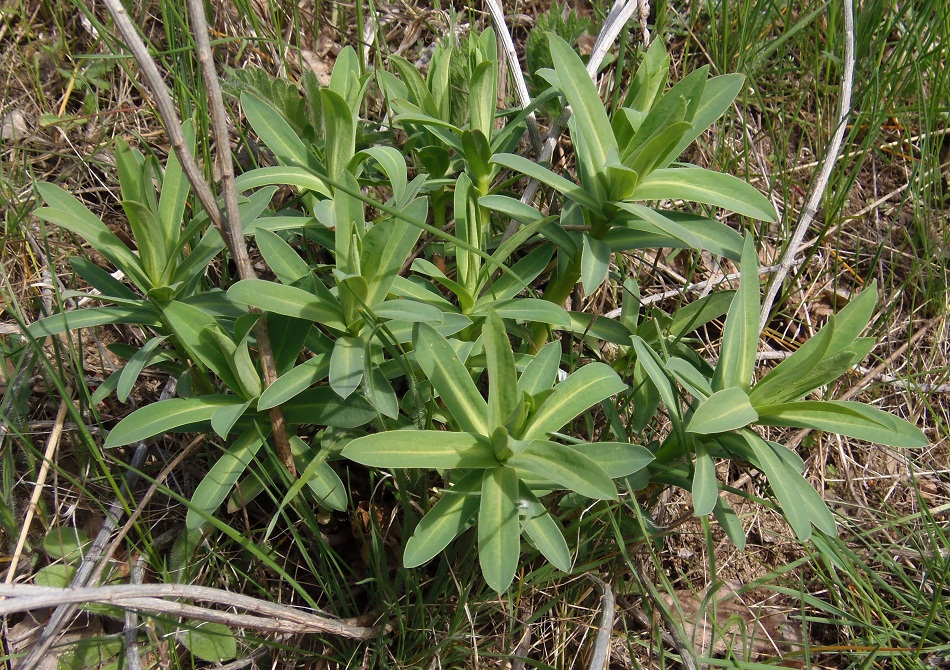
[758,0,855,333]
[0,584,381,639]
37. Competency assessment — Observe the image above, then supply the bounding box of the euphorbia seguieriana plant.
[31,29,927,593]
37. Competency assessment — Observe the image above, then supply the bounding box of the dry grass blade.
[0,583,381,638]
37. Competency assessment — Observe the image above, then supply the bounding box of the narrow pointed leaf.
[105,396,243,448]
[404,471,483,567]
[186,429,265,530]
[509,441,617,500]
[518,341,561,396]
[228,280,345,330]
[692,440,719,516]
[635,167,777,222]
[116,336,169,403]
[756,401,928,448]
[581,236,611,294]
[687,387,758,434]
[413,322,489,434]
[519,484,571,572]
[329,336,365,399]
[479,466,520,593]
[712,236,759,392]
[258,354,330,410]
[566,441,654,478]
[342,430,498,469]
[483,310,518,431]
[522,363,626,440]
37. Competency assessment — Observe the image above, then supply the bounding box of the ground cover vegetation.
[0,0,948,667]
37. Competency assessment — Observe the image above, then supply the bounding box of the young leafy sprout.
[343,310,654,592]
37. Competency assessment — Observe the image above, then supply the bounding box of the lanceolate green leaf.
[290,435,347,512]
[241,93,317,170]
[509,440,617,500]
[116,335,168,403]
[691,440,719,516]
[329,336,365,399]
[413,322,489,434]
[517,341,561,396]
[581,236,611,294]
[548,34,614,170]
[255,228,310,285]
[566,441,654,478]
[186,428,265,530]
[104,396,244,448]
[322,88,356,181]
[519,483,571,572]
[712,236,759,392]
[491,153,601,211]
[479,466,520,593]
[234,166,331,197]
[483,310,518,431]
[687,387,758,434]
[28,306,160,338]
[404,471,483,567]
[756,401,928,448]
[522,363,626,440]
[228,280,345,330]
[662,74,745,166]
[743,431,837,540]
[635,167,777,222]
[342,430,498,469]
[159,301,241,392]
[257,355,330,410]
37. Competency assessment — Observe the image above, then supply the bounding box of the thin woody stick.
[185,0,295,476]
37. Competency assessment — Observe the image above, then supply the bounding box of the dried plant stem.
[585,574,616,670]
[4,387,71,584]
[758,0,855,333]
[185,0,295,476]
[0,584,380,639]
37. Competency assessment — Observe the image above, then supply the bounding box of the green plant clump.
[30,31,927,594]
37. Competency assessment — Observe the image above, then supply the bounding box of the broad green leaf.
[210,398,253,439]
[687,387,758,434]
[122,200,167,285]
[518,341,562,396]
[116,335,169,403]
[372,299,444,323]
[160,301,241,392]
[548,34,614,170]
[256,228,310,284]
[413,322,489,434]
[612,202,703,250]
[342,430,498,469]
[186,430,267,529]
[630,337,679,413]
[523,364,626,440]
[483,310,518,432]
[258,354,330,410]
[228,280,345,330]
[43,527,90,562]
[479,466,520,593]
[104,395,243,448]
[635,167,777,222]
[712,236,759,392]
[180,622,237,662]
[668,290,736,339]
[519,483,571,572]
[241,93,317,170]
[477,241,553,305]
[290,435,347,511]
[404,471,483,567]
[70,257,138,301]
[469,61,497,139]
[756,401,928,448]
[365,364,399,419]
[266,314,312,375]
[692,440,719,516]
[509,440,617,500]
[662,74,745,166]
[713,496,746,550]
[490,298,570,328]
[581,235,611,294]
[282,387,376,428]
[322,88,356,181]
[569,311,634,347]
[666,357,713,400]
[34,564,76,588]
[234,166,331,197]
[329,336,365,399]
[491,153,601,211]
[751,283,878,406]
[157,118,194,253]
[354,146,408,204]
[743,431,836,540]
[361,200,425,306]
[34,193,150,290]
[566,441,654,478]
